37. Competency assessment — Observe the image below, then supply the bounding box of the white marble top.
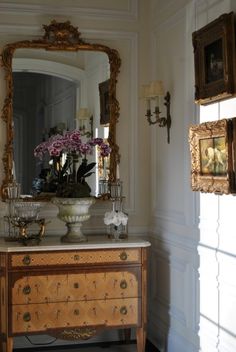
[0,236,151,252]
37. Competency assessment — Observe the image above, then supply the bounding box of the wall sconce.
[141,80,171,143]
[76,108,93,137]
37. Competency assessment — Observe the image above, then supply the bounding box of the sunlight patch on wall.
[198,98,236,352]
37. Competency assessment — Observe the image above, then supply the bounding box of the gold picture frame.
[192,12,236,105]
[189,118,236,194]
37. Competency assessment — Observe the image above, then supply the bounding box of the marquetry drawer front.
[11,298,139,334]
[10,249,140,268]
[11,271,139,304]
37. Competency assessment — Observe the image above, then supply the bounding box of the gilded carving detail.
[53,327,98,340]
[189,118,236,194]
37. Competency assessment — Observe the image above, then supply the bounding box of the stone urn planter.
[52,197,95,243]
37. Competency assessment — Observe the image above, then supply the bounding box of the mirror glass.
[1,21,121,200]
[13,49,110,196]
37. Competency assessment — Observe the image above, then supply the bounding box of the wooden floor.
[21,345,137,352]
[14,340,159,352]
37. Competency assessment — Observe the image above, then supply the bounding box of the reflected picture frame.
[192,12,236,105]
[99,79,110,126]
[189,118,236,194]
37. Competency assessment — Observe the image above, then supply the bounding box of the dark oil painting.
[204,38,224,84]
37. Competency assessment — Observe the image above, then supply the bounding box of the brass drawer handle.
[23,285,31,295]
[119,252,128,261]
[22,255,31,265]
[74,309,80,316]
[23,312,31,322]
[74,282,80,289]
[74,255,80,261]
[120,280,127,289]
[120,306,128,315]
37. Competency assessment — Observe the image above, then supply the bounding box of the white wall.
[148,1,198,350]
[149,0,236,351]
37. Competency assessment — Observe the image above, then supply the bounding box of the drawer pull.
[23,285,31,295]
[74,255,80,261]
[22,255,31,265]
[23,312,31,322]
[119,252,128,261]
[120,306,128,315]
[120,280,128,289]
[74,282,80,289]
[74,309,80,316]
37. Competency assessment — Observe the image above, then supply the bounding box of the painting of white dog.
[200,136,227,175]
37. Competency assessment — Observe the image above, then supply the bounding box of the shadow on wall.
[147,238,170,352]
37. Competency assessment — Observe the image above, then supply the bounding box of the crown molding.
[0,24,40,36]
[0,0,138,21]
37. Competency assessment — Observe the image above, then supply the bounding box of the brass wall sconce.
[141,81,171,143]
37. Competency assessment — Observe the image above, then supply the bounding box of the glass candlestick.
[5,181,21,200]
[4,181,21,241]
[109,180,123,200]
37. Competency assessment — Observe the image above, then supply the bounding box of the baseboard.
[14,339,160,351]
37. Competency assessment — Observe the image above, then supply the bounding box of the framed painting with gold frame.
[189,118,236,194]
[99,79,110,126]
[192,12,236,105]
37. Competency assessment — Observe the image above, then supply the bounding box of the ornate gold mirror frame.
[0,20,121,199]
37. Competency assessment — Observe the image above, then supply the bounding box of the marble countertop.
[0,235,151,252]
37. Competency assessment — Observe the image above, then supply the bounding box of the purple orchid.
[34,129,111,197]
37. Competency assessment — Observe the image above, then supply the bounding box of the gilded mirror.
[0,20,121,199]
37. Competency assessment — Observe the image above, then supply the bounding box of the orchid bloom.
[34,129,111,159]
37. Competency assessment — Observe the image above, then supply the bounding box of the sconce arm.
[164,91,171,143]
[145,91,171,143]
[146,109,159,125]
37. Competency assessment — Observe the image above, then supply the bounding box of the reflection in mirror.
[0,20,121,200]
[13,49,110,196]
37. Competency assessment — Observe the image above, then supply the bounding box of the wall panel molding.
[0,0,138,21]
[152,209,186,226]
[148,236,199,352]
[150,221,199,249]
[152,6,186,34]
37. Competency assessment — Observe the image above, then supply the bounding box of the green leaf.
[77,161,96,182]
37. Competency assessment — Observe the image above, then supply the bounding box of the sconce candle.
[103,158,107,179]
[116,164,120,180]
[146,98,151,112]
[155,96,160,111]
[12,161,17,181]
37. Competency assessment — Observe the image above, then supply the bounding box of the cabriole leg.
[136,326,146,352]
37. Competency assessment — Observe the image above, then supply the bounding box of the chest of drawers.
[0,237,150,352]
